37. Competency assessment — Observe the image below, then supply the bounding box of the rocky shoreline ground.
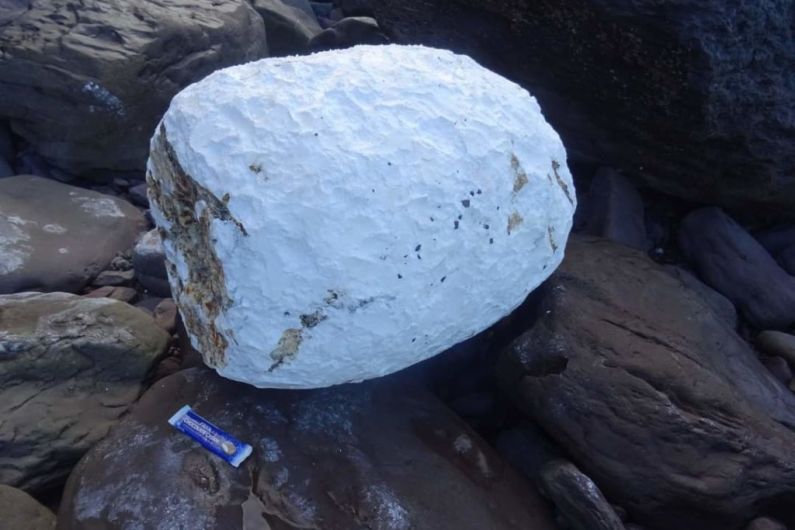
[1,1,794,530]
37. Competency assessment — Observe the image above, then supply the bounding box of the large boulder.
[0,0,267,175]
[249,0,322,56]
[345,0,795,216]
[678,207,795,329]
[147,44,576,388]
[0,292,169,491]
[498,237,795,530]
[0,175,146,294]
[0,485,56,530]
[57,367,557,530]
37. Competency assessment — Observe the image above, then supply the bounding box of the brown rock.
[83,285,137,303]
[0,484,56,530]
[57,368,557,530]
[498,236,795,530]
[152,298,177,333]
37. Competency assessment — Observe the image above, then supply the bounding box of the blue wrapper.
[168,405,252,468]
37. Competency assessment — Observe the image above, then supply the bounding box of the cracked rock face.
[147,44,576,389]
[57,367,558,530]
[0,292,169,491]
[0,0,267,174]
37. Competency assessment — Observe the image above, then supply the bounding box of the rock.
[132,229,170,296]
[0,122,14,162]
[495,422,564,486]
[249,0,322,56]
[0,175,146,294]
[0,292,169,491]
[582,167,648,251]
[663,266,737,328]
[153,298,178,333]
[0,157,13,179]
[678,207,795,329]
[779,245,795,276]
[745,518,788,530]
[83,285,138,304]
[540,460,626,530]
[91,269,135,287]
[498,236,795,530]
[147,45,576,388]
[0,484,56,530]
[14,149,52,179]
[128,182,149,208]
[0,0,267,175]
[343,0,795,217]
[57,367,558,530]
[134,296,163,315]
[757,331,795,368]
[309,16,388,50]
[760,356,793,386]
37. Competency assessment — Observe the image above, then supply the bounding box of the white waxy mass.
[147,44,576,388]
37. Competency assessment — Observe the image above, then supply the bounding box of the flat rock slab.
[0,175,146,294]
[0,484,56,530]
[57,367,557,530]
[0,0,267,174]
[0,292,169,491]
[498,236,795,530]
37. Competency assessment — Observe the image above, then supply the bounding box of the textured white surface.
[148,44,576,388]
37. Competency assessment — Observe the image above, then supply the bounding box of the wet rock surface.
[0,0,267,175]
[498,236,795,530]
[0,292,169,491]
[57,367,557,530]
[0,176,146,294]
[0,484,56,530]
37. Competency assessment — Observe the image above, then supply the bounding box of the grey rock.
[757,331,795,368]
[663,266,737,328]
[344,0,795,216]
[57,368,558,530]
[0,175,146,294]
[540,460,626,530]
[0,0,267,175]
[678,207,795,329]
[0,292,169,491]
[498,236,795,530]
[14,149,52,179]
[91,269,135,287]
[132,229,170,297]
[0,156,12,178]
[128,182,149,208]
[760,356,794,386]
[153,298,177,333]
[755,226,795,256]
[309,16,388,51]
[250,0,322,56]
[0,484,55,530]
[779,245,795,276]
[745,517,788,530]
[583,167,648,251]
[0,121,14,162]
[83,285,138,304]
[495,422,563,485]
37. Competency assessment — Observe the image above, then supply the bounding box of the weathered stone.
[757,331,795,368]
[662,266,737,328]
[0,176,146,294]
[57,367,557,530]
[0,292,169,491]
[745,518,788,530]
[83,285,138,304]
[249,0,322,55]
[582,167,647,251]
[679,207,795,329]
[760,356,794,386]
[498,236,795,530]
[0,0,267,174]
[91,269,135,287]
[0,485,56,530]
[132,229,170,297]
[147,45,576,388]
[339,0,795,217]
[309,16,388,51]
[540,460,626,530]
[153,298,178,333]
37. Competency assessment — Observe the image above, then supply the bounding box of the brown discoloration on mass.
[551,159,574,206]
[511,153,528,193]
[146,124,248,368]
[507,212,524,235]
[268,328,303,372]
